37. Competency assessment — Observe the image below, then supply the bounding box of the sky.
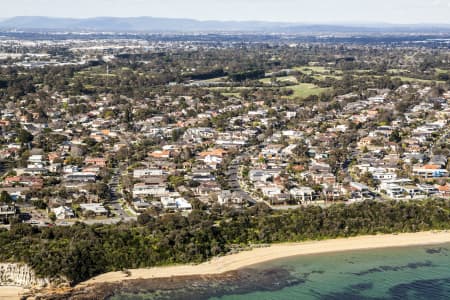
[2,0,450,24]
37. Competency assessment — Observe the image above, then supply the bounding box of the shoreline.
[78,231,450,288]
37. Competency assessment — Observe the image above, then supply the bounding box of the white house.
[28,155,44,164]
[380,183,405,199]
[175,197,192,210]
[79,203,108,216]
[52,206,75,220]
[133,169,165,178]
[64,172,96,182]
[161,197,177,209]
[290,187,315,202]
[261,186,282,197]
[133,182,168,197]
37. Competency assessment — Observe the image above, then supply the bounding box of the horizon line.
[1,16,450,27]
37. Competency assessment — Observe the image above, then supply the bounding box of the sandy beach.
[78,231,450,287]
[0,286,29,300]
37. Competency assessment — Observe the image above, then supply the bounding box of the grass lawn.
[74,69,117,78]
[206,87,251,91]
[283,83,330,99]
[222,92,241,97]
[293,66,343,80]
[125,207,137,217]
[202,76,228,83]
[435,68,449,75]
[260,75,298,84]
[392,76,446,84]
[387,68,408,74]
[294,66,329,73]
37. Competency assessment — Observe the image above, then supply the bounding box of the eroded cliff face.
[0,263,50,288]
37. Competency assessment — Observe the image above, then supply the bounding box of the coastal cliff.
[0,263,50,288]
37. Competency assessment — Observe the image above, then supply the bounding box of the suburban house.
[217,190,244,205]
[261,185,283,198]
[51,206,75,220]
[379,182,405,199]
[149,150,171,159]
[412,165,449,179]
[311,172,336,185]
[435,184,450,198]
[347,182,374,200]
[290,187,315,202]
[133,169,166,178]
[132,200,151,212]
[160,197,192,210]
[79,203,108,216]
[133,182,168,197]
[84,157,107,167]
[0,204,17,223]
[403,185,426,199]
[417,184,440,196]
[64,172,97,182]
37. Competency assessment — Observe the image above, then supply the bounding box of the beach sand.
[78,231,450,287]
[0,286,28,300]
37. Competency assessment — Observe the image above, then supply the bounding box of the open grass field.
[294,66,330,73]
[387,68,409,74]
[294,66,343,80]
[312,73,342,80]
[435,68,449,75]
[221,92,241,97]
[205,87,249,97]
[283,83,330,99]
[260,75,298,84]
[206,87,250,91]
[196,76,228,83]
[392,76,446,84]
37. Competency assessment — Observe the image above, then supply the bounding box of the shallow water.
[113,243,450,300]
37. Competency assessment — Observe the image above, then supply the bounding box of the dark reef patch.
[320,277,450,300]
[387,277,450,300]
[425,247,448,255]
[349,282,374,292]
[352,261,433,276]
[33,267,302,300]
[301,269,325,280]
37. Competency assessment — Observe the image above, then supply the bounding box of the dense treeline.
[187,68,226,80]
[229,69,265,81]
[1,199,449,284]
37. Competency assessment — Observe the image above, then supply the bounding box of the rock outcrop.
[0,263,50,288]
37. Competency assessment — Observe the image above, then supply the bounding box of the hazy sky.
[2,0,450,24]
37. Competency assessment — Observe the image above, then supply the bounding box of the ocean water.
[113,243,450,300]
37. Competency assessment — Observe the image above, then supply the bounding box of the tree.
[137,212,154,225]
[360,172,378,188]
[168,175,185,189]
[0,191,12,204]
[33,199,47,209]
[17,129,33,144]
[83,210,96,218]
[48,212,57,223]
[389,130,402,143]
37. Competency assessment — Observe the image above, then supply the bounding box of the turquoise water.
[214,244,450,300]
[114,243,450,300]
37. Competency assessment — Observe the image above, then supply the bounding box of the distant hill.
[0,16,288,32]
[1,16,450,33]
